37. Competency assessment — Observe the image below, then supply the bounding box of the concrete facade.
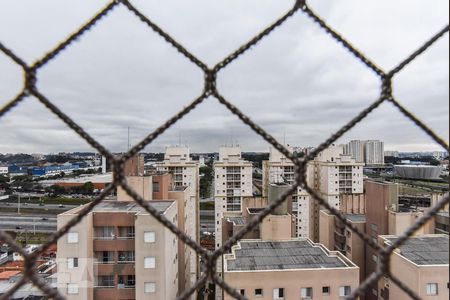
[156,146,200,287]
[57,201,179,300]
[214,147,253,299]
[377,235,449,300]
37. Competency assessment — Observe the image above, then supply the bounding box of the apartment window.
[153,182,160,192]
[339,286,351,297]
[118,275,135,287]
[144,257,156,269]
[301,287,313,299]
[102,251,114,263]
[273,288,284,299]
[144,282,156,293]
[118,251,135,263]
[67,232,78,244]
[255,288,263,297]
[427,283,438,295]
[144,231,156,243]
[101,276,115,287]
[67,257,78,269]
[240,289,245,296]
[322,286,330,295]
[67,283,79,294]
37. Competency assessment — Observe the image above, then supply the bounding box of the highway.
[0,202,78,211]
[0,214,57,233]
[0,204,215,234]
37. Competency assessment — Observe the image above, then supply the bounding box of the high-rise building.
[344,140,385,165]
[364,180,438,300]
[156,146,200,287]
[57,200,179,300]
[214,146,253,300]
[57,171,199,300]
[262,147,313,238]
[262,145,364,241]
[307,145,364,241]
[344,140,365,163]
[365,140,384,165]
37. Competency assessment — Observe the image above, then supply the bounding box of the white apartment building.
[155,146,199,288]
[0,166,8,175]
[214,147,253,300]
[365,140,384,165]
[262,145,363,241]
[344,139,384,165]
[344,140,365,163]
[262,147,313,238]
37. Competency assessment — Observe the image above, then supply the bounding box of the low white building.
[0,166,8,175]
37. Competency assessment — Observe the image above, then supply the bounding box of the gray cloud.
[0,0,448,153]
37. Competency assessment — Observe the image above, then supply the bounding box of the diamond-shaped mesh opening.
[0,1,448,299]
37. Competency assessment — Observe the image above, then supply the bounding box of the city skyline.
[0,0,448,154]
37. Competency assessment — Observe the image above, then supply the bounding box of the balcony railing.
[118,260,135,264]
[94,260,115,264]
[94,236,115,240]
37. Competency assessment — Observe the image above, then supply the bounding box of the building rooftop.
[248,208,265,214]
[90,201,174,213]
[383,235,449,265]
[226,240,352,272]
[228,217,246,225]
[0,270,21,280]
[39,172,113,184]
[345,214,366,223]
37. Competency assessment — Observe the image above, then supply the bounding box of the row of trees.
[45,182,95,197]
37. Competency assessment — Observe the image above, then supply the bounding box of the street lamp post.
[17,194,21,215]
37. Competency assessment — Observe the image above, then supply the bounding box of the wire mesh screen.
[0,0,448,299]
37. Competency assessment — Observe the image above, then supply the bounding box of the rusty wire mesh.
[0,0,449,299]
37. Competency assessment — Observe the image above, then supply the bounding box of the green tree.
[46,185,66,197]
[82,181,95,194]
[199,166,213,199]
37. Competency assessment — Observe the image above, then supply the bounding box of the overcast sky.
[0,0,448,154]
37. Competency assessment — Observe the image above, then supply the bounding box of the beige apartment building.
[223,239,360,300]
[364,180,444,300]
[57,200,179,300]
[221,184,293,244]
[117,173,197,297]
[214,146,253,300]
[262,147,313,238]
[156,146,200,286]
[156,146,200,284]
[377,235,449,300]
[263,145,364,241]
[320,211,366,282]
[58,169,198,299]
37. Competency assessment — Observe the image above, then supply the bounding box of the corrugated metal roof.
[228,217,245,225]
[345,214,366,223]
[92,200,173,213]
[227,240,349,271]
[385,236,449,265]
